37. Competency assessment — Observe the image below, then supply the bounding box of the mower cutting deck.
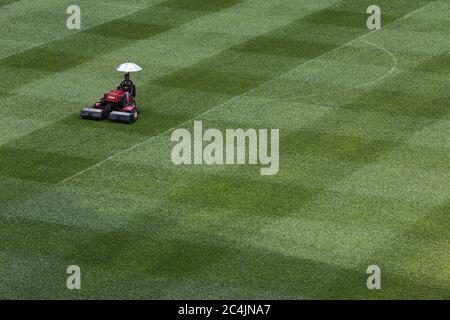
[81,89,139,124]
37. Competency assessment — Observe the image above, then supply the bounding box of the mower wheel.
[131,110,138,122]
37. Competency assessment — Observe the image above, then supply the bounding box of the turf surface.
[0,0,449,299]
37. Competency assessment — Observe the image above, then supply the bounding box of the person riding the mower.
[118,73,136,97]
[80,62,141,123]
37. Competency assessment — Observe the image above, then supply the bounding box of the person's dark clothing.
[118,79,136,97]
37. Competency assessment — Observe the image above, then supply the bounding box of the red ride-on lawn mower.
[80,62,142,124]
[80,89,139,123]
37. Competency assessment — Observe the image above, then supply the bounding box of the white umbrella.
[116,62,142,73]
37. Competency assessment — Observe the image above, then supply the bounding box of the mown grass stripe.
[162,0,243,12]
[0,146,98,183]
[0,0,22,6]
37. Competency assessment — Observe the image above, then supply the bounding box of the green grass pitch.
[0,0,449,299]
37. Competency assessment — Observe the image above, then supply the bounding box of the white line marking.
[298,39,398,99]
[352,39,398,90]
[58,2,434,185]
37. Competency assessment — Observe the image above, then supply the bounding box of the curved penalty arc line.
[301,39,398,99]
